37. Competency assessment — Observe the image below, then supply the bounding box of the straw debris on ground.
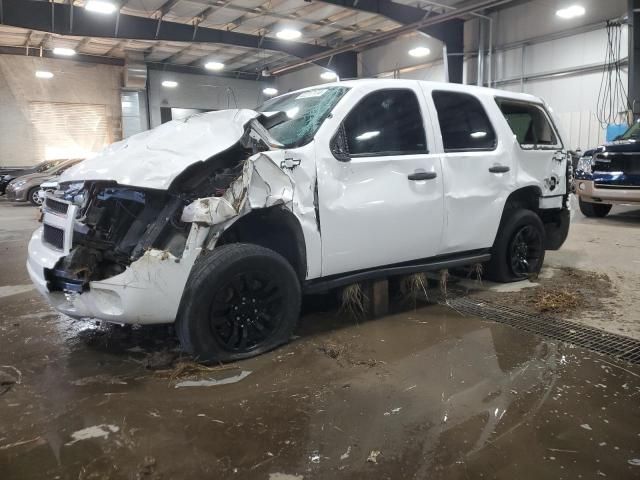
[154,361,239,384]
[531,288,580,312]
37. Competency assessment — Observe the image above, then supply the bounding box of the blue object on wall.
[606,123,628,142]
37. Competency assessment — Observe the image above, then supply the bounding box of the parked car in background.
[6,159,83,205]
[574,122,640,217]
[0,160,65,195]
[28,80,570,362]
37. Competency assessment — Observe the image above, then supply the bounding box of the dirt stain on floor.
[465,267,615,317]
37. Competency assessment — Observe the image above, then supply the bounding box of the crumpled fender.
[181,153,294,226]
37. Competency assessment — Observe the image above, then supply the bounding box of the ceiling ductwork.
[124,52,147,90]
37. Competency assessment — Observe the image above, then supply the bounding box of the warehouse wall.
[359,33,447,82]
[0,55,122,167]
[275,65,333,93]
[467,0,628,150]
[147,70,267,128]
[275,34,447,92]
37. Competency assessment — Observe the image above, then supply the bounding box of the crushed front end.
[26,109,298,325]
[27,182,209,324]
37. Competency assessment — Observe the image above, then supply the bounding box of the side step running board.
[303,251,491,294]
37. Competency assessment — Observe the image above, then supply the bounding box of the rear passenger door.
[495,98,567,198]
[317,86,444,276]
[426,89,513,254]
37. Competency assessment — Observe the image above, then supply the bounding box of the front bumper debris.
[27,193,210,325]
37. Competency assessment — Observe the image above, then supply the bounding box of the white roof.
[292,78,544,105]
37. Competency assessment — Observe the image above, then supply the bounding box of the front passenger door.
[317,87,444,276]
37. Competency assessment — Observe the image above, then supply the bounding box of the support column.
[320,52,358,80]
[364,279,390,319]
[427,19,464,84]
[629,0,640,118]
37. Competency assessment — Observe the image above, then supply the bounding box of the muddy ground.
[1,200,640,479]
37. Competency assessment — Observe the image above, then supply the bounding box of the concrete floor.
[1,199,640,479]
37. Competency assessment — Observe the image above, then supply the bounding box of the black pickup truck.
[574,123,640,217]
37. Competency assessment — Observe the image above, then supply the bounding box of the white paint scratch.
[175,370,252,388]
[66,425,119,445]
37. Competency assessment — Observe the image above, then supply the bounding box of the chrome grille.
[593,153,640,175]
[44,197,69,215]
[43,224,64,250]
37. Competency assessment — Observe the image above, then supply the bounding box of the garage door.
[29,101,110,160]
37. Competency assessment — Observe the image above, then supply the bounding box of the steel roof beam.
[1,0,331,60]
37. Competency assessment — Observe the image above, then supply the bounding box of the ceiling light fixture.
[35,71,54,79]
[408,46,431,58]
[556,5,585,19]
[320,71,338,81]
[276,29,302,40]
[162,80,178,88]
[263,87,278,96]
[85,0,117,14]
[53,47,76,56]
[205,61,225,71]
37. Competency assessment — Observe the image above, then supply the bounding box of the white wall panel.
[147,70,267,128]
[491,0,626,46]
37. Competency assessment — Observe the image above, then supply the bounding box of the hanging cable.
[596,20,630,128]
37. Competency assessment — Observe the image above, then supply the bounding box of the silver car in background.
[5,159,83,205]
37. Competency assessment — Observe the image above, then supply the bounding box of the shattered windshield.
[619,121,640,140]
[256,87,349,148]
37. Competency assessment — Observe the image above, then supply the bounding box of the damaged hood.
[61,109,263,190]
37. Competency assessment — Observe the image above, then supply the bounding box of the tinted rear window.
[432,91,497,152]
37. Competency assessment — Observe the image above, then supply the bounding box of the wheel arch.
[492,185,543,245]
[503,185,542,213]
[216,206,307,282]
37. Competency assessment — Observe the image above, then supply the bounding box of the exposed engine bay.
[44,119,278,293]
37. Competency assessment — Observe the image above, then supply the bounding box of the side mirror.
[330,124,351,162]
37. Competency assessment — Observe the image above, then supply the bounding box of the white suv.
[27,79,570,361]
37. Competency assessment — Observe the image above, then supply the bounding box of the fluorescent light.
[35,71,54,79]
[470,131,487,138]
[162,80,178,88]
[53,47,76,57]
[286,107,300,119]
[556,5,585,19]
[276,29,302,40]
[263,87,278,96]
[355,131,380,141]
[205,61,225,71]
[408,46,431,58]
[320,71,337,80]
[85,0,117,14]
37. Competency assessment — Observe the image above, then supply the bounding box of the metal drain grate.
[445,296,640,365]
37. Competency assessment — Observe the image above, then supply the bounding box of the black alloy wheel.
[508,224,543,279]
[176,243,301,362]
[486,208,546,283]
[209,271,284,353]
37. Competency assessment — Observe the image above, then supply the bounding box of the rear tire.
[176,243,301,363]
[579,197,611,218]
[486,209,546,283]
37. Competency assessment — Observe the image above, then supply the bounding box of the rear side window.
[432,91,496,152]
[343,89,427,156]
[496,99,560,148]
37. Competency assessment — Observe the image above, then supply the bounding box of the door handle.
[488,165,510,173]
[408,171,437,181]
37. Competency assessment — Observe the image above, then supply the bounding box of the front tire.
[176,243,301,363]
[28,187,43,206]
[486,209,546,283]
[579,197,611,218]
